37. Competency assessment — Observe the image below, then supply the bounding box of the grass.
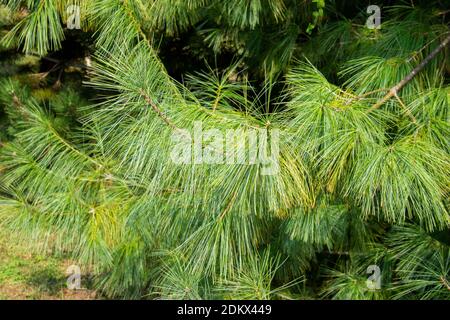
[0,229,97,300]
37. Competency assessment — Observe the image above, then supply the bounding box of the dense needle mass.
[0,0,448,300]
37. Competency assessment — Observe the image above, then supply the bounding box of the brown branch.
[367,33,450,113]
[139,89,177,129]
[11,91,29,120]
[29,54,88,70]
[344,88,390,105]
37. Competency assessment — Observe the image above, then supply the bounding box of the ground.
[0,230,97,300]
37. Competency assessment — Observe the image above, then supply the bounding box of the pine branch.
[29,54,89,69]
[10,91,28,119]
[122,0,149,43]
[139,89,178,129]
[367,34,450,113]
[393,93,417,124]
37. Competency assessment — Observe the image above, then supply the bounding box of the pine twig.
[11,91,103,168]
[393,93,417,123]
[219,192,238,220]
[11,91,29,120]
[367,34,450,113]
[441,276,450,291]
[139,89,177,129]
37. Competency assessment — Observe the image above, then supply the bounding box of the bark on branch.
[442,276,450,291]
[367,33,450,113]
[139,89,178,129]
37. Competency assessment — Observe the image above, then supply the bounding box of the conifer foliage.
[0,0,448,299]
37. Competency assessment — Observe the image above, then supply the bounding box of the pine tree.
[0,0,448,299]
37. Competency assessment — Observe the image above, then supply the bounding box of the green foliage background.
[0,0,449,299]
